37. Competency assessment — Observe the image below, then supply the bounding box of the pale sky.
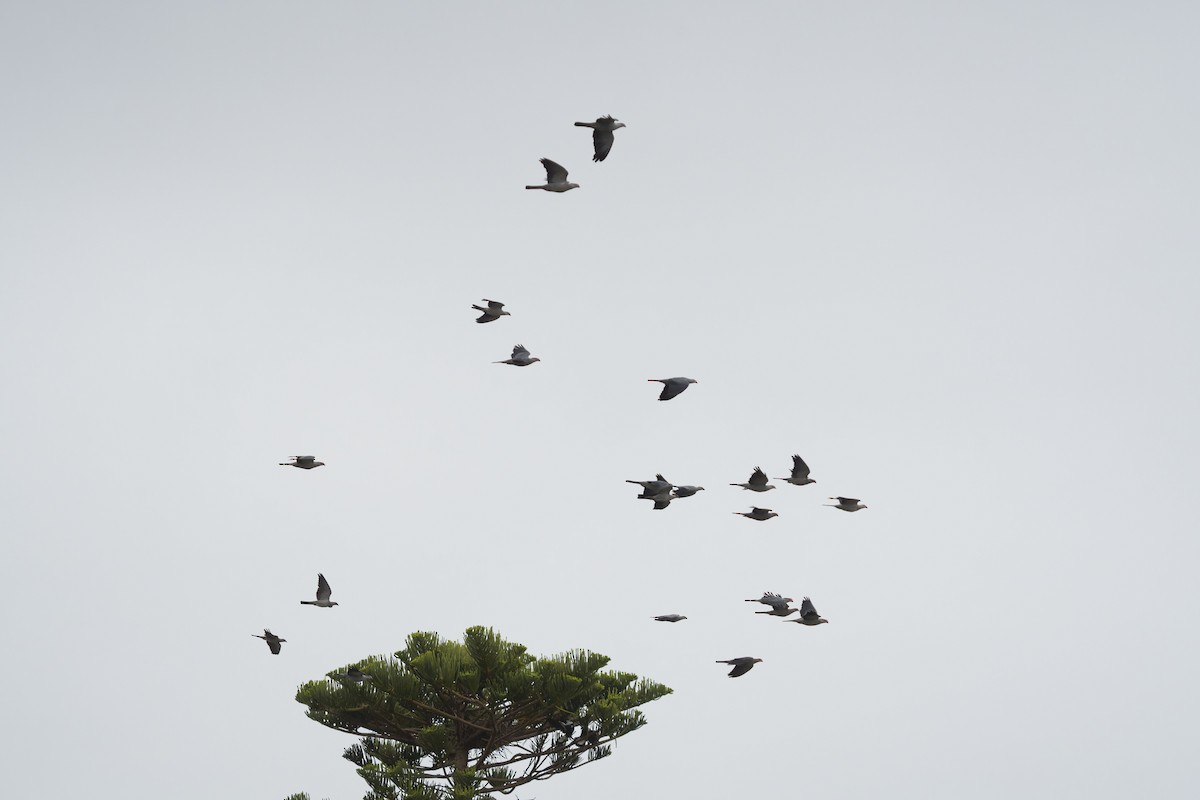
[2,2,1198,798]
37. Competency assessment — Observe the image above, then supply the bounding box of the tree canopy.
[294,626,672,800]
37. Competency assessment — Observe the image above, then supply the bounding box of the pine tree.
[294,626,672,800]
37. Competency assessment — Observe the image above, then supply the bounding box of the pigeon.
[472,299,510,323]
[778,454,816,486]
[300,573,338,607]
[648,377,697,401]
[626,474,674,497]
[525,158,579,192]
[745,591,794,609]
[574,115,626,162]
[671,485,705,498]
[791,597,829,626]
[252,629,286,655]
[827,496,868,512]
[333,666,373,683]
[755,604,798,617]
[716,657,763,678]
[653,614,688,623]
[280,455,324,469]
[495,344,541,366]
[731,467,774,492]
[734,507,778,521]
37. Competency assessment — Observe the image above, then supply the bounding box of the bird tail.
[525,185,542,190]
[300,601,316,605]
[574,121,594,128]
[472,305,486,312]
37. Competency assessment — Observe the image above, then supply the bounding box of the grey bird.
[495,344,541,366]
[827,496,868,512]
[252,629,286,655]
[755,604,798,617]
[716,657,764,678]
[654,614,688,623]
[525,158,579,192]
[778,454,816,486]
[280,455,324,469]
[734,507,778,521]
[332,666,374,683]
[574,115,626,162]
[791,596,829,626]
[648,377,697,401]
[745,591,794,609]
[472,299,510,323]
[671,485,705,498]
[300,573,338,608]
[626,474,674,497]
[731,467,774,492]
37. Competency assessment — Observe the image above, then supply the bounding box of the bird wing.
[800,597,818,619]
[512,344,531,360]
[541,158,569,183]
[658,380,687,401]
[652,497,671,510]
[749,467,768,486]
[728,662,754,677]
[592,128,615,162]
[316,573,332,602]
[791,454,811,479]
[294,455,315,465]
[751,507,773,514]
[837,497,859,505]
[762,592,789,608]
[485,300,505,311]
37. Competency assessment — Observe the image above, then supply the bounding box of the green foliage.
[295,626,672,800]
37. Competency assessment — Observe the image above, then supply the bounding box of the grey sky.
[2,2,1198,797]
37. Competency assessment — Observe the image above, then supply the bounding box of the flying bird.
[648,377,697,401]
[745,591,794,608]
[280,455,324,469]
[671,485,705,498]
[626,474,674,497]
[300,573,338,608]
[252,629,286,655]
[716,657,764,678]
[734,507,778,521]
[472,299,510,323]
[827,496,868,512]
[333,666,374,683]
[791,597,829,626]
[731,467,774,492]
[653,614,688,623]
[778,454,816,486]
[574,115,626,162]
[495,344,541,366]
[525,158,579,192]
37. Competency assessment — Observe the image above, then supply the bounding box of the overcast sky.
[2,2,1199,798]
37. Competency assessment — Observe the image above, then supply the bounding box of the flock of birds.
[252,116,870,682]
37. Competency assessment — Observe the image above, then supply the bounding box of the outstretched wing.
[790,454,811,480]
[540,158,569,183]
[592,128,615,162]
[316,573,332,603]
[658,381,687,401]
[512,344,531,360]
[800,596,819,619]
[728,662,755,677]
[748,467,768,486]
[484,299,505,311]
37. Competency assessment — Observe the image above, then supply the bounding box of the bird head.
[529,357,542,364]
[614,121,627,130]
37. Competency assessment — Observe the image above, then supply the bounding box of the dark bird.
[525,158,579,192]
[653,614,688,622]
[791,596,829,626]
[778,454,816,486]
[333,666,374,682]
[716,657,763,678]
[300,573,338,608]
[472,299,510,323]
[495,344,541,366]
[626,474,674,497]
[574,115,627,162]
[280,455,324,469]
[827,496,868,512]
[746,591,795,607]
[252,629,286,655]
[648,377,697,401]
[731,467,774,492]
[734,506,778,521]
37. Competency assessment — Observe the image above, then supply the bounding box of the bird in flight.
[574,115,626,162]
[671,485,705,498]
[252,629,286,655]
[472,299,510,323]
[280,455,324,470]
[778,454,816,486]
[734,507,778,521]
[746,591,795,616]
[827,496,868,512]
[653,614,688,623]
[525,158,579,192]
[731,467,774,492]
[495,344,541,366]
[300,573,338,608]
[790,597,829,626]
[716,657,764,678]
[648,377,697,401]
[332,666,374,683]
